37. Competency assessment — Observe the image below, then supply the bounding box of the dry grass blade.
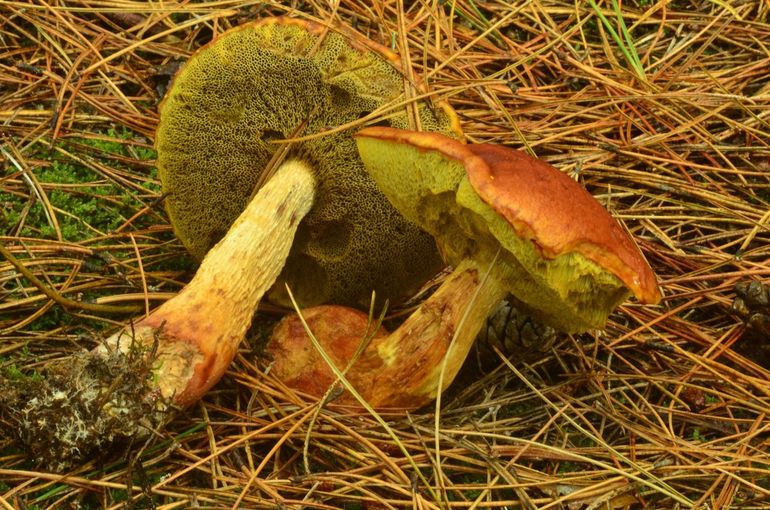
[1,1,769,508]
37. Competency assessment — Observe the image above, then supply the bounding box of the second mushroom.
[267,127,661,410]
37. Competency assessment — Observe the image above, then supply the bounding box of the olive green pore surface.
[157,22,456,307]
[356,137,630,332]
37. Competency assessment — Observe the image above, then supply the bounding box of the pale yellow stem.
[104,160,316,406]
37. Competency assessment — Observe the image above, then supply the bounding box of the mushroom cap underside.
[355,127,661,332]
[156,18,462,307]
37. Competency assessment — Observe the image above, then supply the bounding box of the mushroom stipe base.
[0,161,316,470]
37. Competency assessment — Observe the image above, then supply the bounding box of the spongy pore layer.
[156,19,458,306]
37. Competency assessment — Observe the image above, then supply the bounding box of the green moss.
[2,129,158,242]
[79,126,157,161]
[4,363,42,383]
[690,427,704,442]
[1,128,160,331]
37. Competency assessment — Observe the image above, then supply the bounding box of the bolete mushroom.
[156,17,462,308]
[266,127,660,410]
[355,127,661,331]
[3,19,462,470]
[3,161,314,470]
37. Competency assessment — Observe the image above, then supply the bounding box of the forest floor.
[1,1,770,509]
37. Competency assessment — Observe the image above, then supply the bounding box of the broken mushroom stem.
[268,257,508,410]
[364,258,506,407]
[3,160,315,469]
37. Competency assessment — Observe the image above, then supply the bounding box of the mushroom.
[3,161,314,469]
[156,17,462,308]
[3,19,463,470]
[355,127,661,330]
[266,127,660,410]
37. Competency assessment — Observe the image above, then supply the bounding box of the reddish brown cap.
[355,127,661,304]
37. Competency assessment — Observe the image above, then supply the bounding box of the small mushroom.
[156,17,462,308]
[266,127,660,410]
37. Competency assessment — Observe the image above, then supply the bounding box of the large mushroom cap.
[156,17,461,307]
[355,127,660,332]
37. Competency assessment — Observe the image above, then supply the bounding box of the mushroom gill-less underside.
[157,19,461,308]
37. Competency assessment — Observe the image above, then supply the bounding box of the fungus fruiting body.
[156,17,461,308]
[355,127,661,331]
[267,127,660,410]
[3,161,315,469]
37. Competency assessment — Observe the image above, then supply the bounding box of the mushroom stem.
[366,258,507,408]
[106,159,317,407]
[3,160,316,470]
[268,257,508,410]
